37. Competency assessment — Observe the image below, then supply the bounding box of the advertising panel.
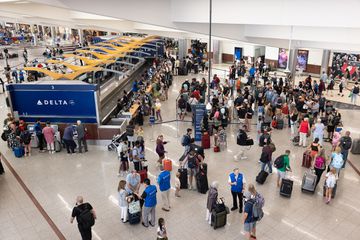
[7,84,98,123]
[277,48,288,69]
[194,104,206,142]
[296,50,309,71]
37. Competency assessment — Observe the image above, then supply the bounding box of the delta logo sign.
[36,99,76,106]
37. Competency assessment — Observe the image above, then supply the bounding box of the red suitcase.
[163,159,172,171]
[139,169,148,183]
[201,132,211,149]
[302,151,312,168]
[214,145,220,152]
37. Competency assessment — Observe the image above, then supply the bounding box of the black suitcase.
[323,181,337,199]
[280,178,293,198]
[128,210,141,224]
[351,139,360,154]
[211,210,227,229]
[196,169,209,194]
[178,168,188,189]
[256,170,269,184]
[276,119,284,129]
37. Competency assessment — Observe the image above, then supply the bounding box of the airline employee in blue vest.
[228,168,246,213]
[137,178,157,228]
[157,165,171,212]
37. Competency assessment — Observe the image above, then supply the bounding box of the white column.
[178,39,187,60]
[321,49,331,74]
[30,24,37,46]
[78,29,84,44]
[50,26,55,46]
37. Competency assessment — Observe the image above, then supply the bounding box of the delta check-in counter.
[5,80,114,139]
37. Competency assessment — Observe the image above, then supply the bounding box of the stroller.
[107,132,127,151]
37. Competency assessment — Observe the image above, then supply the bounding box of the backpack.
[274,155,285,169]
[314,156,325,169]
[332,116,340,126]
[259,151,270,163]
[77,206,95,229]
[156,83,161,91]
[250,194,265,222]
[181,134,189,146]
[187,155,197,169]
[353,86,359,94]
[341,137,352,150]
[21,131,32,144]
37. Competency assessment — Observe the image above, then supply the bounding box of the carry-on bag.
[163,159,172,171]
[201,132,211,149]
[302,150,312,168]
[214,145,220,152]
[196,168,209,194]
[256,170,269,184]
[276,119,284,129]
[13,146,24,158]
[128,200,141,224]
[351,139,360,154]
[178,167,188,189]
[301,170,317,193]
[280,178,293,198]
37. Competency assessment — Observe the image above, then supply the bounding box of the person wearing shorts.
[276,150,292,187]
[243,192,257,240]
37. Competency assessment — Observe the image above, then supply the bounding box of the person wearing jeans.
[63,125,76,154]
[228,168,246,213]
[260,142,275,173]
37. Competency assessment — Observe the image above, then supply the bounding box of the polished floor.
[1,59,360,240]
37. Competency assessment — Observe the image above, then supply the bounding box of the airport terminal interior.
[1,0,360,240]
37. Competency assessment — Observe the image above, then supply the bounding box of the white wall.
[265,46,279,60]
[220,40,255,57]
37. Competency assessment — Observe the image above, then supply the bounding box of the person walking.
[76,120,88,153]
[228,168,246,213]
[330,147,344,176]
[157,165,171,212]
[63,124,76,154]
[260,142,276,173]
[34,119,46,153]
[312,118,325,145]
[324,168,338,204]
[42,122,55,154]
[298,117,310,147]
[314,148,327,187]
[70,196,96,240]
[206,181,219,225]
[136,178,157,228]
[338,131,352,168]
[276,150,292,187]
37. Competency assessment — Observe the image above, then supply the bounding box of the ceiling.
[1,0,360,52]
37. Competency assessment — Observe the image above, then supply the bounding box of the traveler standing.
[324,168,338,204]
[126,120,135,148]
[350,82,359,105]
[330,147,344,176]
[125,170,141,194]
[117,140,129,176]
[298,118,310,147]
[76,120,88,153]
[157,165,171,211]
[206,181,219,225]
[182,149,203,190]
[63,124,76,154]
[42,122,55,154]
[338,131,352,168]
[228,168,246,213]
[34,119,46,153]
[157,218,168,240]
[156,135,167,166]
[131,141,143,172]
[181,128,193,154]
[243,192,257,240]
[312,118,325,145]
[136,178,157,228]
[118,180,128,223]
[19,128,32,157]
[70,196,96,240]
[276,150,292,187]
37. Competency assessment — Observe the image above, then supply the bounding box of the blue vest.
[158,171,171,192]
[144,185,157,207]
[230,173,243,193]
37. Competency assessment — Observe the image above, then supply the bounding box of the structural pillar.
[50,26,56,46]
[321,49,331,74]
[289,48,298,85]
[78,29,84,44]
[178,39,187,60]
[30,24,37,46]
[212,39,221,64]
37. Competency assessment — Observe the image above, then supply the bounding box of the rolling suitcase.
[214,145,220,152]
[128,200,141,224]
[13,147,24,158]
[196,168,209,194]
[201,163,208,175]
[280,178,293,198]
[351,139,360,154]
[211,210,227,229]
[276,119,284,129]
[163,159,172,171]
[323,181,337,199]
[30,133,38,148]
[301,170,317,193]
[201,132,211,149]
[302,151,312,168]
[256,170,269,184]
[178,168,188,189]
[292,136,300,146]
[139,164,148,183]
[55,140,62,152]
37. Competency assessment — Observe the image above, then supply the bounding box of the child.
[118,180,128,223]
[175,172,181,197]
[157,218,168,240]
[325,168,337,204]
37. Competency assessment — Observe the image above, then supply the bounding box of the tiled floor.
[0,55,360,240]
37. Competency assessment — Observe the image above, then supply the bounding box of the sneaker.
[188,185,192,190]
[231,207,238,211]
[161,207,170,212]
[141,222,149,228]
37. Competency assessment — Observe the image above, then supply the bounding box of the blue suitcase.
[13,147,24,158]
